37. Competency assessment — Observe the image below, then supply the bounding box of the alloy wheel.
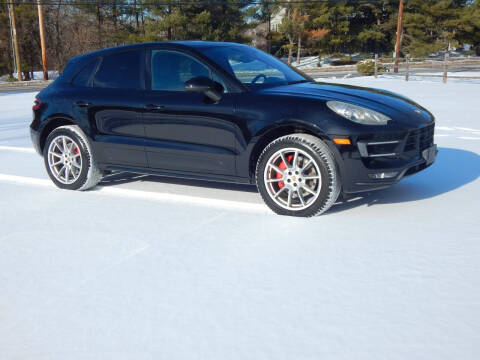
[47,135,83,184]
[263,147,322,211]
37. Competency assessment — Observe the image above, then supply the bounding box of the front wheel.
[256,134,340,217]
[43,125,103,191]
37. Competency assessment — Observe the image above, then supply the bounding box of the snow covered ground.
[415,71,480,77]
[0,77,479,359]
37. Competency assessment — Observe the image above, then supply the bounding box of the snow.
[287,55,358,69]
[415,71,480,77]
[320,73,480,84]
[0,77,479,359]
[6,70,59,81]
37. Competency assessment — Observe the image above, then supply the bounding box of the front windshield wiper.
[286,80,310,85]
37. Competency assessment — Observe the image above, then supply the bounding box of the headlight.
[326,101,391,125]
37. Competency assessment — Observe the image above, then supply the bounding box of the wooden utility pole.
[394,0,404,73]
[7,0,22,81]
[37,0,48,80]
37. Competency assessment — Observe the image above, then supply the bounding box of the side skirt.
[99,163,254,185]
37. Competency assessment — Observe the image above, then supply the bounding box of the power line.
[0,0,386,6]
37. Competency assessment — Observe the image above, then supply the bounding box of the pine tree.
[353,1,395,54]
[0,3,12,75]
[396,0,468,57]
[456,0,480,53]
[309,2,354,55]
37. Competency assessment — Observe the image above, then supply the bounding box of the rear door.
[143,48,238,176]
[77,49,147,167]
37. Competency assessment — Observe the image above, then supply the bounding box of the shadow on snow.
[331,147,480,213]
[98,147,479,212]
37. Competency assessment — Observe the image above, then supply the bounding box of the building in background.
[270,8,286,32]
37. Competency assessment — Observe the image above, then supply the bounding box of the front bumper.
[330,122,437,193]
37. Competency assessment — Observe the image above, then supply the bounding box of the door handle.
[144,104,165,111]
[75,100,91,107]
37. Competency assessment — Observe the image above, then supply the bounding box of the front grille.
[404,123,435,152]
[356,123,435,162]
[368,143,399,155]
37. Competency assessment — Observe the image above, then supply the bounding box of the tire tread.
[45,125,102,191]
[255,133,340,217]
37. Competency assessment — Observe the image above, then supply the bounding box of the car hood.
[256,81,434,126]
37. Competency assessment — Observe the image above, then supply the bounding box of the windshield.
[198,45,311,89]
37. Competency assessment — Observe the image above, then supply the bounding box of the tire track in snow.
[435,127,480,141]
[0,173,270,214]
[0,145,36,153]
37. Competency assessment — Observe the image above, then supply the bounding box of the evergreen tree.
[0,0,478,78]
[0,3,12,75]
[353,1,396,54]
[397,0,468,57]
[309,2,354,55]
[456,0,480,53]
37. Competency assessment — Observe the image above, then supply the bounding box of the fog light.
[368,171,398,179]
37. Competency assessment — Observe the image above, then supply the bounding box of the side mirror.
[184,76,224,102]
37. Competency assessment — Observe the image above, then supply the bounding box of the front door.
[143,49,237,176]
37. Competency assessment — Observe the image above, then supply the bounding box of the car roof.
[70,41,246,61]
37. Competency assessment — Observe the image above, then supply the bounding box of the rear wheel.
[256,134,340,217]
[43,125,103,190]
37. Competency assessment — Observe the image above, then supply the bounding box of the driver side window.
[151,50,225,92]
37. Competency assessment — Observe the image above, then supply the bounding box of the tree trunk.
[167,6,172,40]
[297,33,302,64]
[55,0,63,69]
[134,0,139,30]
[288,40,293,65]
[267,12,271,54]
[96,3,103,47]
[113,0,117,29]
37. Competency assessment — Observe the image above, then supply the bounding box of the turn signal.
[333,138,351,145]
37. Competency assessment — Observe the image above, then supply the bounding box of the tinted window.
[151,50,222,91]
[72,59,98,87]
[94,51,142,89]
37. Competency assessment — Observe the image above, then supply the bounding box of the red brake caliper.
[276,154,293,189]
[74,146,79,154]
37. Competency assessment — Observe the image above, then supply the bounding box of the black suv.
[30,41,436,216]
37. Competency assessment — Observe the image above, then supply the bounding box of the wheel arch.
[248,121,330,179]
[39,116,77,153]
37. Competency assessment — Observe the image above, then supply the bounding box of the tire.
[43,125,103,191]
[256,134,340,217]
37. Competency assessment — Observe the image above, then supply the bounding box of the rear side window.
[94,51,142,90]
[72,60,98,87]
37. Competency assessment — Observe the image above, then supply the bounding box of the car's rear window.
[72,60,98,87]
[94,51,142,90]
